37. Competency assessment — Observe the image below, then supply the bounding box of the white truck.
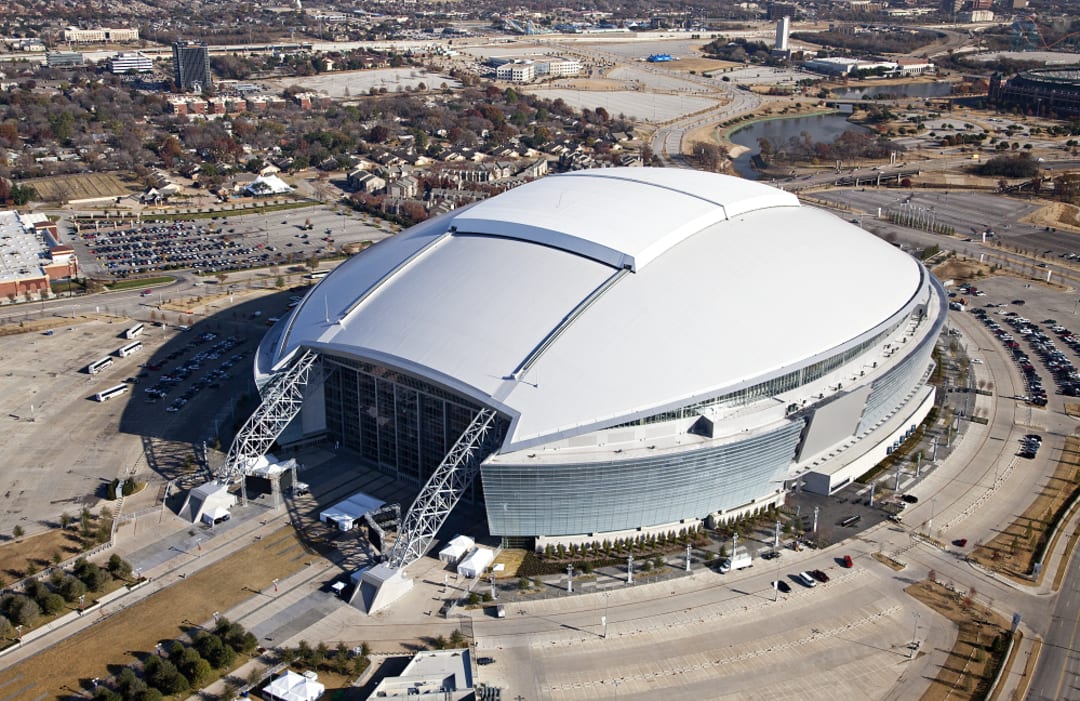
[718,549,753,574]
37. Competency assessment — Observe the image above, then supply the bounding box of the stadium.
[255,168,945,550]
[990,67,1080,118]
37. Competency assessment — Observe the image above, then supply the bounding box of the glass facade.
[859,310,942,434]
[613,319,902,428]
[482,421,803,536]
[323,356,498,485]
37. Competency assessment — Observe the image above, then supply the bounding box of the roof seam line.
[510,266,631,381]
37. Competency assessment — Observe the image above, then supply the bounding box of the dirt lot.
[24,173,139,204]
[906,579,1011,701]
[0,527,311,700]
[932,256,996,283]
[668,57,736,74]
[0,514,112,582]
[1020,201,1080,234]
[969,432,1080,581]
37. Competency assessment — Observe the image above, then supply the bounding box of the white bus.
[116,341,143,358]
[94,384,129,402]
[87,357,113,374]
[124,323,144,340]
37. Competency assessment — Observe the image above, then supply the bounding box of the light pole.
[603,592,609,639]
[626,554,634,585]
[273,578,279,593]
[566,563,573,594]
[910,612,920,658]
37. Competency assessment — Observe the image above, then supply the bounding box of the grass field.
[105,276,176,291]
[25,174,138,203]
[0,527,312,700]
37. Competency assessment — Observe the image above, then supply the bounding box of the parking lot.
[69,206,394,279]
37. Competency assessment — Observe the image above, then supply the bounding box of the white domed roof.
[268,168,922,450]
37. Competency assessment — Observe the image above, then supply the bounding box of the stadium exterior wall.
[481,420,804,537]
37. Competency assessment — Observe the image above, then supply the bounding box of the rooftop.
[0,211,48,283]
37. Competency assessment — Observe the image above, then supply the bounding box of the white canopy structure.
[201,506,231,526]
[182,481,237,524]
[320,492,385,531]
[438,535,475,564]
[264,671,324,701]
[245,174,293,196]
[456,547,494,578]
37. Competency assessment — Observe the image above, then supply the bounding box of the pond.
[729,112,869,180]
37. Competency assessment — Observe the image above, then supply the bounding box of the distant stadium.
[257,168,945,548]
[990,67,1080,118]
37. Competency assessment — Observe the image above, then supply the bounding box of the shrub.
[73,559,111,592]
[144,656,189,695]
[194,631,236,669]
[39,593,65,616]
[107,554,133,580]
[1,594,40,627]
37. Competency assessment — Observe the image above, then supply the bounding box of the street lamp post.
[602,592,609,639]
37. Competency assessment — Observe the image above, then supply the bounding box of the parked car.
[773,580,791,594]
[810,569,830,583]
[795,571,817,588]
[477,657,495,666]
[953,538,968,547]
[842,554,854,568]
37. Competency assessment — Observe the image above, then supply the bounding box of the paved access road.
[1028,545,1080,700]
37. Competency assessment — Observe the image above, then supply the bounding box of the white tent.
[320,492,385,532]
[264,670,324,701]
[184,481,237,524]
[249,457,295,478]
[245,174,293,196]
[456,547,494,578]
[438,535,475,564]
[201,506,231,526]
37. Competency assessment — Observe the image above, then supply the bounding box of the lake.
[729,112,869,180]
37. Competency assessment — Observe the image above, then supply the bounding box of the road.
[1029,545,1080,700]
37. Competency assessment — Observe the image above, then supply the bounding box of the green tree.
[107,554,133,580]
[58,575,87,603]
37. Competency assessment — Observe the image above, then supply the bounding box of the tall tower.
[775,16,791,52]
[172,41,211,93]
